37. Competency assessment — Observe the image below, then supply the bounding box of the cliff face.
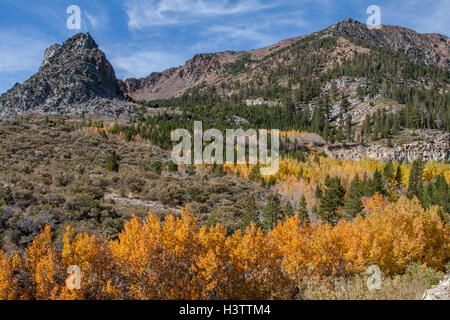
[328,130,450,162]
[0,33,135,119]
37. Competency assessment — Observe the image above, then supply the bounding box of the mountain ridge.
[119,18,449,101]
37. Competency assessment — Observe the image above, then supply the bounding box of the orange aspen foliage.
[61,226,118,300]
[0,252,22,300]
[25,225,65,299]
[0,197,448,300]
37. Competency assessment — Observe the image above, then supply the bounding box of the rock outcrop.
[0,33,136,120]
[422,275,450,300]
[329,130,450,162]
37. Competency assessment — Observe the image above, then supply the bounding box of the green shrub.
[150,161,162,175]
[105,151,119,172]
[168,161,178,172]
[185,165,196,176]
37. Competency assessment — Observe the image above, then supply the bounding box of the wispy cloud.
[125,0,272,30]
[198,25,276,49]
[0,29,54,94]
[189,8,312,53]
[382,0,449,36]
[0,30,52,73]
[111,50,184,79]
[84,11,109,31]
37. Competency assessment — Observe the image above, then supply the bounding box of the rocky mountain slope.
[0,33,136,120]
[120,18,449,101]
[331,18,449,69]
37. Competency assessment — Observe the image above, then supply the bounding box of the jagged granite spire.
[0,32,135,120]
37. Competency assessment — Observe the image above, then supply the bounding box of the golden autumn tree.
[0,252,26,300]
[26,225,65,300]
[61,226,119,300]
[0,197,448,300]
[337,195,450,274]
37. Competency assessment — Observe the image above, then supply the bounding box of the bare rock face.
[422,276,450,300]
[119,53,225,101]
[0,33,136,119]
[329,130,450,162]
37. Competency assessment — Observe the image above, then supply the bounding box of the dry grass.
[300,264,446,300]
[0,116,269,251]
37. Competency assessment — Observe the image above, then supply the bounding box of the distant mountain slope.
[331,18,449,69]
[0,33,136,120]
[119,18,449,101]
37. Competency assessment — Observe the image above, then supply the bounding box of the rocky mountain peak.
[41,32,98,69]
[329,18,449,68]
[0,33,135,119]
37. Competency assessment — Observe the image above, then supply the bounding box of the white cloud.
[111,50,184,79]
[125,0,272,30]
[189,8,311,53]
[83,6,110,31]
[0,30,51,73]
[382,0,449,36]
[0,29,54,94]
[194,24,275,51]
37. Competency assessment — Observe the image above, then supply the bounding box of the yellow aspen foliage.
[110,214,163,299]
[423,161,450,182]
[62,226,118,300]
[25,225,65,299]
[34,250,64,300]
[190,224,229,299]
[269,217,345,279]
[26,225,55,273]
[0,252,21,300]
[0,197,448,300]
[338,196,450,274]
[226,224,295,299]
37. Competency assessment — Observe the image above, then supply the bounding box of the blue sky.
[0,0,448,94]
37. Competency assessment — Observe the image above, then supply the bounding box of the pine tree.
[168,161,178,172]
[298,196,309,224]
[315,185,323,200]
[283,201,294,218]
[340,97,350,113]
[370,169,386,195]
[249,164,262,183]
[262,194,281,232]
[240,194,259,232]
[343,175,364,220]
[383,162,394,182]
[346,115,353,141]
[105,151,119,172]
[395,165,403,186]
[407,159,424,201]
[185,165,196,176]
[213,164,225,177]
[318,175,346,225]
[150,161,162,175]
